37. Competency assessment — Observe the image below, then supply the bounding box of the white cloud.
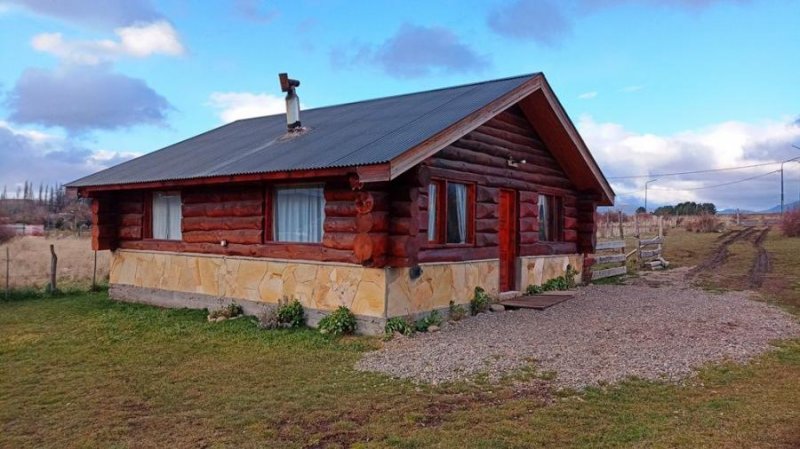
[578,91,598,99]
[31,20,185,65]
[207,92,293,123]
[620,85,644,93]
[579,116,800,210]
[0,122,140,190]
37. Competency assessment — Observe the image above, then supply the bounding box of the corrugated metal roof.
[67,73,539,187]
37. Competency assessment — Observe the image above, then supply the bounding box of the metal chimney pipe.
[279,73,301,132]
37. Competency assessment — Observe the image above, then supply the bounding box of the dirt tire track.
[687,227,755,278]
[748,228,771,288]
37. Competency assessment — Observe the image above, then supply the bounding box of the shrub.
[564,264,579,289]
[318,306,357,336]
[414,310,444,332]
[385,317,414,337]
[684,213,721,233]
[470,286,490,315]
[525,284,544,295]
[448,301,466,321]
[0,226,14,244]
[782,209,800,237]
[258,307,279,329]
[208,303,243,320]
[276,298,305,328]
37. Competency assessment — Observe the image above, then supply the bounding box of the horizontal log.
[324,201,359,217]
[182,200,262,218]
[519,202,537,218]
[389,216,418,236]
[389,235,420,259]
[92,212,117,227]
[563,216,578,230]
[564,229,578,243]
[182,215,262,232]
[519,242,577,256]
[118,201,143,214]
[119,240,360,264]
[119,213,143,227]
[476,232,499,247]
[439,145,566,179]
[324,189,358,202]
[519,190,538,205]
[322,232,355,250]
[93,237,116,251]
[519,231,538,245]
[92,225,116,239]
[475,218,499,233]
[183,229,263,245]
[182,189,261,204]
[476,203,498,219]
[476,186,499,204]
[353,233,372,262]
[418,246,497,263]
[519,217,538,232]
[119,226,141,240]
[454,137,562,173]
[428,158,575,191]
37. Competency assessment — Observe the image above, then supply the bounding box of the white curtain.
[427,183,437,241]
[153,192,182,240]
[538,194,550,241]
[274,186,325,243]
[447,183,467,244]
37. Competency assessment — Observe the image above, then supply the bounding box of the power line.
[607,160,780,180]
[649,169,781,191]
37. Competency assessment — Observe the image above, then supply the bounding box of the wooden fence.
[591,240,628,281]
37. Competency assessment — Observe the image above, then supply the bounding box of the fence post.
[48,244,57,294]
[4,246,8,300]
[92,250,97,291]
[618,211,624,239]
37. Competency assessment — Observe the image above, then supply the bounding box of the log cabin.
[67,73,614,334]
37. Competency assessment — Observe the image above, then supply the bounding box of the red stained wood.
[564,229,578,243]
[119,226,142,240]
[182,189,261,204]
[476,203,498,219]
[519,242,577,256]
[353,233,373,262]
[119,240,360,264]
[476,186,499,204]
[325,201,359,217]
[119,213,142,227]
[183,229,263,245]
[475,218,499,233]
[354,191,374,214]
[498,189,517,292]
[322,232,356,250]
[182,200,262,218]
[418,246,497,263]
[182,216,263,232]
[476,232,499,247]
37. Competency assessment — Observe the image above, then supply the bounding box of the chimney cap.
[279,73,300,92]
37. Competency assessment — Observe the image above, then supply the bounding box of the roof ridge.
[233,72,541,123]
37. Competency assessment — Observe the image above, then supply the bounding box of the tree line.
[0,181,90,229]
[652,201,717,216]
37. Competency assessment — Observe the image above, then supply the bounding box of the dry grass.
[0,236,109,289]
[662,228,720,267]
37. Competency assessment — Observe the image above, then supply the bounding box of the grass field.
[1,229,799,448]
[0,236,110,289]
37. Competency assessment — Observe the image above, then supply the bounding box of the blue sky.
[0,0,798,210]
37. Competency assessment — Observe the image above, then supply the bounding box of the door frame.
[498,189,518,292]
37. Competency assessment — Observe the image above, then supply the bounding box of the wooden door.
[498,189,517,292]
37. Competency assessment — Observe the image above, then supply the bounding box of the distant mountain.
[759,200,800,214]
[718,208,753,215]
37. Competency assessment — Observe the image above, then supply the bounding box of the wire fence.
[1,235,110,299]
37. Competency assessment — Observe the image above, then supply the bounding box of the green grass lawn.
[2,292,800,448]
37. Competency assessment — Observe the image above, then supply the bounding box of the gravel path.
[356,285,800,389]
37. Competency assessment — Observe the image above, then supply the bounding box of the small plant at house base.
[414,309,444,332]
[258,307,280,329]
[525,284,544,295]
[318,306,357,336]
[276,298,305,328]
[526,266,579,295]
[448,300,467,321]
[385,317,414,338]
[208,303,243,321]
[470,287,491,315]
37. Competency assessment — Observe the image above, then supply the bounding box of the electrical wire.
[606,161,781,180]
[648,169,781,191]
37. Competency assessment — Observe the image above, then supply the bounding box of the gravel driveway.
[356,284,800,389]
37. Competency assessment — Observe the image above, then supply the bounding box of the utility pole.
[781,152,800,217]
[645,178,659,213]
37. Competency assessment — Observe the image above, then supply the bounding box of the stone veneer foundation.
[109,250,583,335]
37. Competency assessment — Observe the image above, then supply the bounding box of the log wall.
[417,105,595,262]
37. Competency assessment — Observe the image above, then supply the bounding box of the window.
[538,194,562,242]
[428,180,472,245]
[152,191,182,240]
[273,185,325,243]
